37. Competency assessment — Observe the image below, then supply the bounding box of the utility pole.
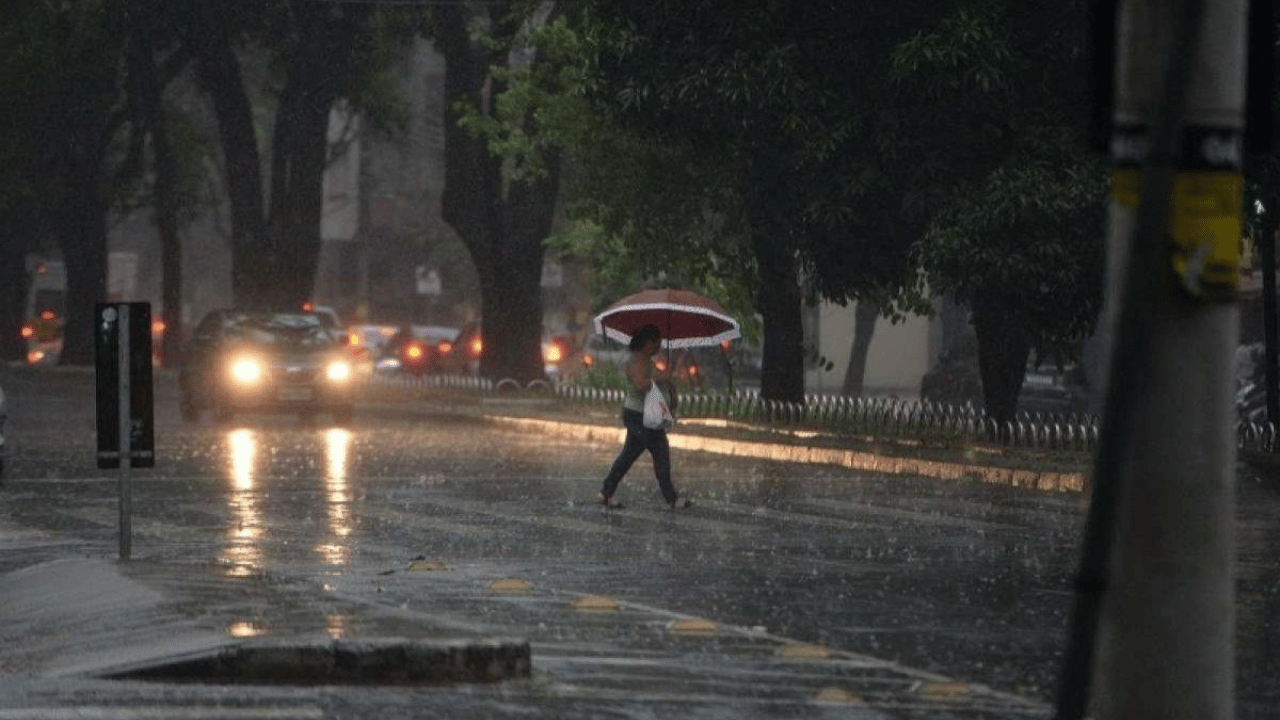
[1082,0,1244,719]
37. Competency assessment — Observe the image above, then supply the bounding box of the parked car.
[920,339,1087,416]
[179,309,355,424]
[1019,359,1087,416]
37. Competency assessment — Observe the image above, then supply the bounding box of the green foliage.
[454,9,763,338]
[890,0,1104,365]
[922,140,1108,363]
[573,360,629,391]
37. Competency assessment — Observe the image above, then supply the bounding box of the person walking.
[598,324,692,510]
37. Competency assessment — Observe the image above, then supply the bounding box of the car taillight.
[469,337,482,358]
[152,319,166,336]
[405,342,424,360]
[20,326,33,339]
[438,340,453,355]
[544,343,563,364]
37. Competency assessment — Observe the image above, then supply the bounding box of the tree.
[432,1,562,383]
[557,0,937,402]
[24,0,129,365]
[922,147,1106,421]
[451,8,765,367]
[125,1,191,366]
[0,15,46,363]
[177,0,413,310]
[893,1,1106,422]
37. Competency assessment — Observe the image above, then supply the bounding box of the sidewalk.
[422,388,1091,494]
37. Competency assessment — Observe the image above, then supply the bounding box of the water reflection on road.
[223,428,263,577]
[220,426,357,575]
[318,428,353,567]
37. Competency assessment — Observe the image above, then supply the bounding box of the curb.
[105,637,532,686]
[486,414,1089,493]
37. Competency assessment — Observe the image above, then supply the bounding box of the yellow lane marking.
[914,681,973,699]
[814,686,863,704]
[488,577,533,594]
[777,643,831,660]
[571,595,619,612]
[668,618,717,635]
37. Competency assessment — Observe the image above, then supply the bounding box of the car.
[372,324,459,376]
[438,322,483,375]
[345,323,400,371]
[432,323,578,379]
[179,309,356,424]
[1019,359,1087,416]
[920,339,1087,416]
[580,334,630,371]
[302,302,347,345]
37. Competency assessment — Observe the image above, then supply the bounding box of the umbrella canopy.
[592,288,741,349]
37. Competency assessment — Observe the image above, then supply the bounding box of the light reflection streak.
[319,428,353,566]
[327,613,348,639]
[227,619,265,638]
[224,429,263,577]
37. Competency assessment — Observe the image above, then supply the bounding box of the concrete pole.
[1090,0,1243,718]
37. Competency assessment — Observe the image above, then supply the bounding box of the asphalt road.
[0,364,1277,719]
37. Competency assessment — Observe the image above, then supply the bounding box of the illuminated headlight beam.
[326,360,352,382]
[231,358,263,384]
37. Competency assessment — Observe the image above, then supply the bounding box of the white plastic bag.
[642,381,674,430]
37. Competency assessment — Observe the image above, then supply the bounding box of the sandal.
[598,493,624,509]
[669,497,693,510]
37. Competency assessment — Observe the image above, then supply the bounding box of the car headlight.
[230,358,263,384]
[326,360,352,382]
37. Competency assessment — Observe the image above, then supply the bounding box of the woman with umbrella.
[597,324,693,510]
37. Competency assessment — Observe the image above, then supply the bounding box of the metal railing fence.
[366,372,1279,454]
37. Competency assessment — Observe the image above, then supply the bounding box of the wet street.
[0,366,1277,718]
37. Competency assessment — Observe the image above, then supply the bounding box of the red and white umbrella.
[592,288,741,349]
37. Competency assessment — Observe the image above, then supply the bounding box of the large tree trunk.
[152,116,184,366]
[842,300,879,396]
[194,37,269,308]
[753,233,805,403]
[267,5,368,311]
[0,216,36,362]
[268,70,332,311]
[194,6,370,311]
[131,17,184,367]
[57,167,109,366]
[741,151,805,404]
[44,88,110,366]
[972,305,1030,426]
[437,3,555,384]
